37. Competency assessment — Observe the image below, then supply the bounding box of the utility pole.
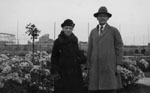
[148,24,149,44]
[54,22,56,40]
[88,22,89,37]
[119,24,121,32]
[17,20,19,45]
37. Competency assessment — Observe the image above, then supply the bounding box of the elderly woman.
[51,19,86,93]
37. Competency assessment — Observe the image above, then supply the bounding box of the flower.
[139,59,149,68]
[0,51,53,92]
[121,57,145,87]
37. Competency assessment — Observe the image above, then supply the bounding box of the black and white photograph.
[0,0,150,93]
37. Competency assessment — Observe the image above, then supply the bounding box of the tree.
[25,23,40,62]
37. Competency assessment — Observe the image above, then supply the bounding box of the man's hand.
[116,65,122,74]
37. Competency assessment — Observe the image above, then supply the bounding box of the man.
[87,6,123,93]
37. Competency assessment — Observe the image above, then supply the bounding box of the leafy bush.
[0,51,53,92]
[120,57,146,88]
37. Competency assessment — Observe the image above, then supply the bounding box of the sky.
[0,0,150,45]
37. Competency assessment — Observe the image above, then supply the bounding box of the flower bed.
[0,52,149,93]
[120,58,144,87]
[118,57,150,93]
[0,51,53,93]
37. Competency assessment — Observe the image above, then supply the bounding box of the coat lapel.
[99,24,110,40]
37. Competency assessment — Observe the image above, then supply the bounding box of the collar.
[99,24,106,30]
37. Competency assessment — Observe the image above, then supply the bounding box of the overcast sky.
[0,0,150,45]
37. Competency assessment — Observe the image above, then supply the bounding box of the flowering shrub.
[137,59,149,72]
[139,59,149,68]
[0,55,33,92]
[23,51,53,92]
[29,66,53,91]
[81,57,148,89]
[1,52,149,92]
[120,57,146,87]
[81,65,89,88]
[0,51,53,92]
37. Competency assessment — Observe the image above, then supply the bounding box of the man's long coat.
[87,24,123,90]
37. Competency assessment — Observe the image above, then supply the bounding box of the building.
[0,33,16,45]
[79,42,150,56]
[123,44,150,55]
[35,34,54,52]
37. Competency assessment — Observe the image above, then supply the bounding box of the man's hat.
[94,6,112,18]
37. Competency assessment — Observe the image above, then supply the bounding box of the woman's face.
[62,26,73,36]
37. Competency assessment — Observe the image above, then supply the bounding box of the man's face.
[62,26,73,36]
[97,14,109,25]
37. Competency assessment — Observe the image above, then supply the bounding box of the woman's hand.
[52,74,61,81]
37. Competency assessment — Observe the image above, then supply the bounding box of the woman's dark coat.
[51,31,86,93]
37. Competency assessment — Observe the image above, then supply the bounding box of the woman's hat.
[94,6,112,18]
[61,19,75,28]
